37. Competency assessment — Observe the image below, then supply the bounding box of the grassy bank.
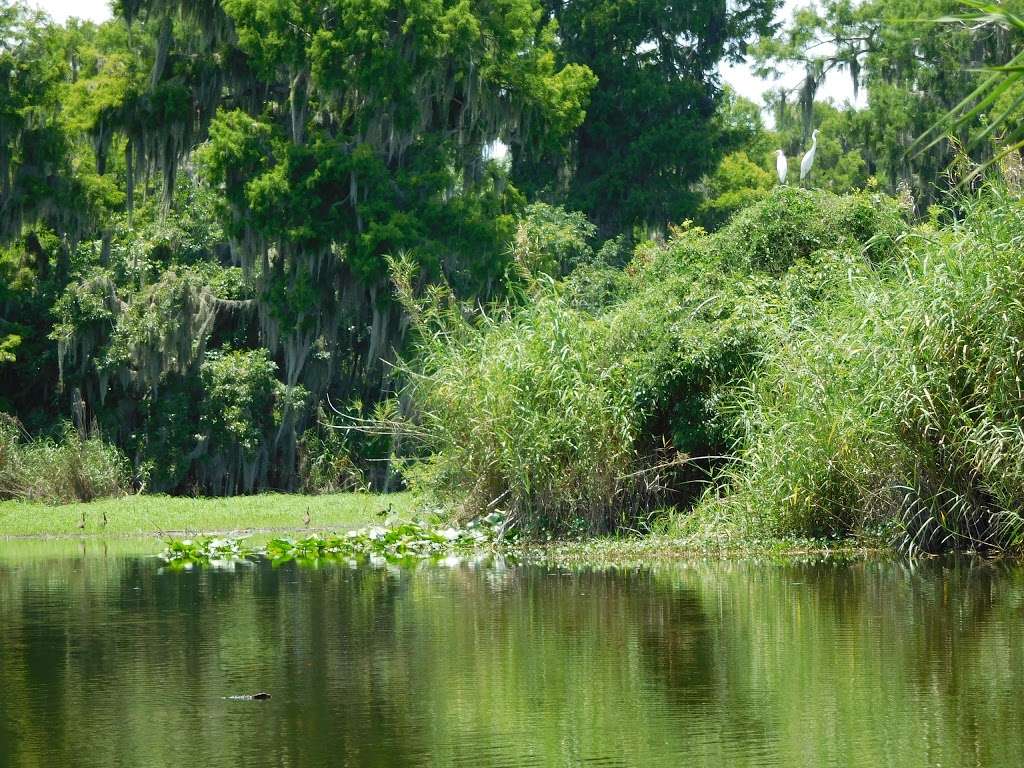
[0,492,414,539]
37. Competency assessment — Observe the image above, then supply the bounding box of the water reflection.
[0,549,1022,768]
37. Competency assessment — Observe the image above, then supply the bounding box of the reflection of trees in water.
[0,556,430,768]
[255,564,426,767]
[874,558,1024,765]
[372,565,781,765]
[3,554,1024,767]
[1,550,149,765]
[663,558,1024,767]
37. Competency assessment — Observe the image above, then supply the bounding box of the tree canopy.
[2,0,597,492]
[512,0,780,235]
[3,0,1024,497]
[752,0,1024,205]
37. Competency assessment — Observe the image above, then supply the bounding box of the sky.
[28,0,862,112]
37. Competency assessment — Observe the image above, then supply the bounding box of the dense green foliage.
[6,0,1024,556]
[694,189,1024,552]
[0,416,128,503]
[395,187,904,534]
[399,179,1024,553]
[0,0,600,494]
[748,0,1024,206]
[694,94,897,231]
[513,0,778,235]
[915,1,1024,182]
[691,0,1024,229]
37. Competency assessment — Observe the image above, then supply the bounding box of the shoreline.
[0,491,414,539]
[0,494,1005,565]
[516,535,894,568]
[0,525,392,542]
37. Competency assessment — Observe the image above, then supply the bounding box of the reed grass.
[393,187,904,536]
[0,417,130,504]
[691,187,1024,553]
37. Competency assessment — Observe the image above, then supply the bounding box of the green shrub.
[0,416,129,503]
[394,187,904,536]
[397,289,646,532]
[713,185,903,274]
[694,189,1024,553]
[696,150,773,231]
[513,202,597,277]
[297,409,369,494]
[194,349,306,494]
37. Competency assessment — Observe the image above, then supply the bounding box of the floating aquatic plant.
[266,514,504,564]
[159,537,257,569]
[159,513,507,568]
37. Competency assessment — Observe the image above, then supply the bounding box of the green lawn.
[0,492,416,539]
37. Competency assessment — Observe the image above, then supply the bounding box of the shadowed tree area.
[512,0,780,236]
[0,0,597,494]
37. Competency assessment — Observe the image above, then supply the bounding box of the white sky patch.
[485,141,510,162]
[29,0,112,24]
[719,0,867,116]
[721,57,864,111]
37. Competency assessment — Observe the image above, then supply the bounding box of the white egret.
[775,149,787,185]
[800,129,820,181]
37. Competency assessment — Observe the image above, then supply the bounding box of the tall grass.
[398,183,1024,552]
[394,283,675,534]
[393,188,904,535]
[693,188,1024,552]
[0,416,129,503]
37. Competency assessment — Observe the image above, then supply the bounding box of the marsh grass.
[394,183,1024,553]
[0,417,129,504]
[392,285,664,534]
[693,187,1024,553]
[391,187,904,537]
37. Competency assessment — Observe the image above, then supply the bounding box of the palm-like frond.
[913,1,1024,182]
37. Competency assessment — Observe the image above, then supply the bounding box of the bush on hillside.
[713,184,903,274]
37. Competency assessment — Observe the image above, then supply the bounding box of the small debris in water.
[223,692,271,701]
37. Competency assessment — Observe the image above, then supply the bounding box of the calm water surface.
[1,543,1023,767]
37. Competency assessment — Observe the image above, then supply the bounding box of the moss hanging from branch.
[14,0,595,495]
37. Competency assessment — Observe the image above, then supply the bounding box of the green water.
[1,544,1023,768]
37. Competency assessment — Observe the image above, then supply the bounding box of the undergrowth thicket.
[691,189,1024,553]
[393,187,906,536]
[0,416,129,503]
[395,183,1024,552]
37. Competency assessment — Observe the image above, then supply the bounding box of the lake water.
[1,544,1023,767]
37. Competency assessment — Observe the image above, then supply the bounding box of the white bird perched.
[800,129,820,181]
[775,149,787,185]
